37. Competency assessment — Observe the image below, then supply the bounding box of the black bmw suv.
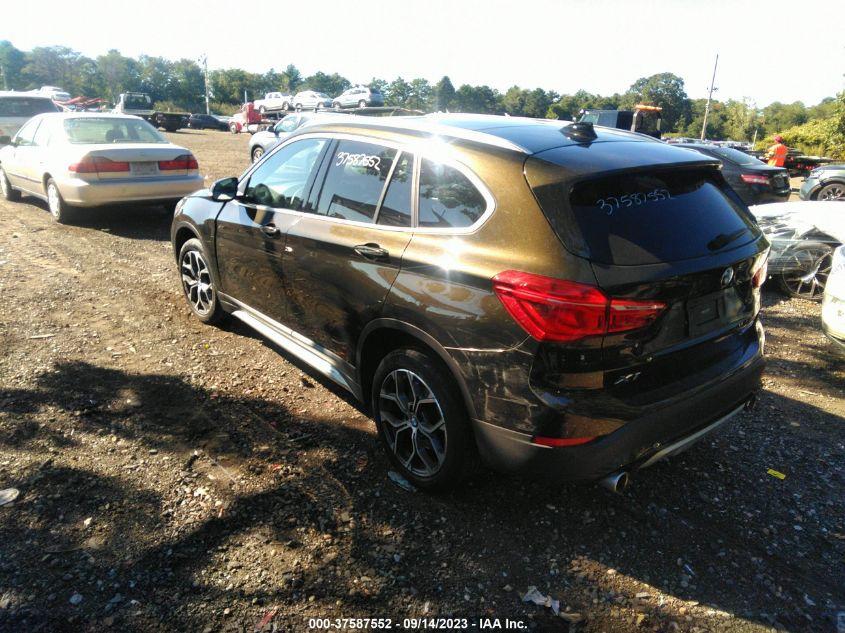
[171,115,768,491]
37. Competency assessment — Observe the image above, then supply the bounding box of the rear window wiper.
[707,228,747,251]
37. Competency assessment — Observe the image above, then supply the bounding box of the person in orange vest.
[766,135,788,167]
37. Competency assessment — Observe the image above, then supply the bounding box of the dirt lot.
[0,129,842,633]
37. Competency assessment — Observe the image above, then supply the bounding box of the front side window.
[315,140,397,223]
[418,159,487,229]
[63,118,166,144]
[245,138,327,209]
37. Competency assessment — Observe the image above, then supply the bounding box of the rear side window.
[418,159,486,229]
[315,140,397,223]
[565,170,759,265]
[377,152,413,227]
[0,97,58,117]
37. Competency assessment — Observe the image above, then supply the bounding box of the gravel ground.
[0,129,842,633]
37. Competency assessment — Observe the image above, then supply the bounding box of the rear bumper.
[58,174,204,207]
[471,330,765,481]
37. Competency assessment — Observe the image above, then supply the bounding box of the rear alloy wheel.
[179,238,225,324]
[46,178,74,224]
[777,242,833,301]
[0,167,20,201]
[817,183,845,201]
[372,349,472,491]
[358,100,367,109]
[251,146,265,163]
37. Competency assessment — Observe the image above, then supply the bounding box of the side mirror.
[0,136,12,146]
[211,176,238,201]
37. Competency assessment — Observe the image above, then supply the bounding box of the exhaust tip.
[600,471,629,494]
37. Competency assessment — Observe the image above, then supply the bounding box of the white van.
[0,92,61,144]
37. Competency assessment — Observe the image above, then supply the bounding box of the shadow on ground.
[0,361,842,632]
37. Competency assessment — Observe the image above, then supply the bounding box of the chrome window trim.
[242,131,497,235]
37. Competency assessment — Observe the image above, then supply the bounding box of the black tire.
[371,348,473,491]
[333,102,342,111]
[258,105,266,115]
[817,182,845,201]
[295,103,302,112]
[251,145,265,163]
[282,102,290,111]
[45,178,75,224]
[776,241,834,301]
[358,100,367,109]
[229,123,239,134]
[178,238,225,324]
[0,167,20,201]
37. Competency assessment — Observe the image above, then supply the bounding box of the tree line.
[0,40,840,144]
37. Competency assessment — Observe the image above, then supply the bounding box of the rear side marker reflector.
[492,270,666,342]
[532,436,596,447]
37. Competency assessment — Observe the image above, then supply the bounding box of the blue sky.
[2,0,842,106]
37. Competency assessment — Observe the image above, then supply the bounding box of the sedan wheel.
[358,100,367,109]
[818,183,845,201]
[0,167,20,201]
[251,146,265,163]
[46,179,74,224]
[778,242,833,300]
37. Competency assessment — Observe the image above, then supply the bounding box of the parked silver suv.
[292,91,333,111]
[0,92,61,144]
[332,85,384,109]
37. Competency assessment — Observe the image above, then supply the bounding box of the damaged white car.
[750,201,845,301]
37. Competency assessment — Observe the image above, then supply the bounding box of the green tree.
[279,64,302,93]
[407,78,433,111]
[0,41,25,90]
[302,71,349,97]
[137,56,173,103]
[453,84,501,114]
[625,72,690,132]
[386,77,412,107]
[761,101,808,135]
[96,49,140,101]
[434,76,455,111]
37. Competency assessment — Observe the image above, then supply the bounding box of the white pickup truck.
[253,92,293,115]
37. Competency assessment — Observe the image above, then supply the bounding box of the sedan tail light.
[740,173,770,185]
[158,154,199,170]
[492,270,666,342]
[69,156,130,174]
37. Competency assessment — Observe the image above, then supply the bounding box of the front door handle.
[353,243,389,260]
[261,225,281,238]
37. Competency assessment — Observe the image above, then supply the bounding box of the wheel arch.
[173,224,200,262]
[815,178,845,199]
[356,319,477,420]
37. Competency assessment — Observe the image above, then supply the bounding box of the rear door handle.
[353,243,389,260]
[261,225,281,238]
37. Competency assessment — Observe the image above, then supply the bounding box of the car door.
[283,138,414,363]
[214,137,329,322]
[4,118,41,190]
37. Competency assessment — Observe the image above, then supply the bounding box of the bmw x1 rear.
[171,114,767,491]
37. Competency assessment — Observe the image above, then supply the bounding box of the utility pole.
[200,54,210,115]
[700,53,719,141]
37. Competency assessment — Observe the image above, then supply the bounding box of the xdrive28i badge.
[720,267,735,287]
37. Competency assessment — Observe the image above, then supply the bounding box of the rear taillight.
[751,253,769,289]
[492,270,666,342]
[68,156,130,173]
[532,435,596,447]
[158,154,199,170]
[740,173,770,185]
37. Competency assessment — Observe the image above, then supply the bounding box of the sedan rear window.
[562,170,759,265]
[63,118,166,144]
[0,97,59,117]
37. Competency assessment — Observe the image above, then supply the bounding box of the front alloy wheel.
[379,369,447,478]
[179,238,224,323]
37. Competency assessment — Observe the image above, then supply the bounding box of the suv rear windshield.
[544,170,759,265]
[707,146,762,166]
[0,97,59,117]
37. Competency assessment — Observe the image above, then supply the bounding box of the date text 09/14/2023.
[307,617,529,630]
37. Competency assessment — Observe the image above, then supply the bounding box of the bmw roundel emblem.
[720,267,735,287]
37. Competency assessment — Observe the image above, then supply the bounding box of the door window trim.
[238,131,496,234]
